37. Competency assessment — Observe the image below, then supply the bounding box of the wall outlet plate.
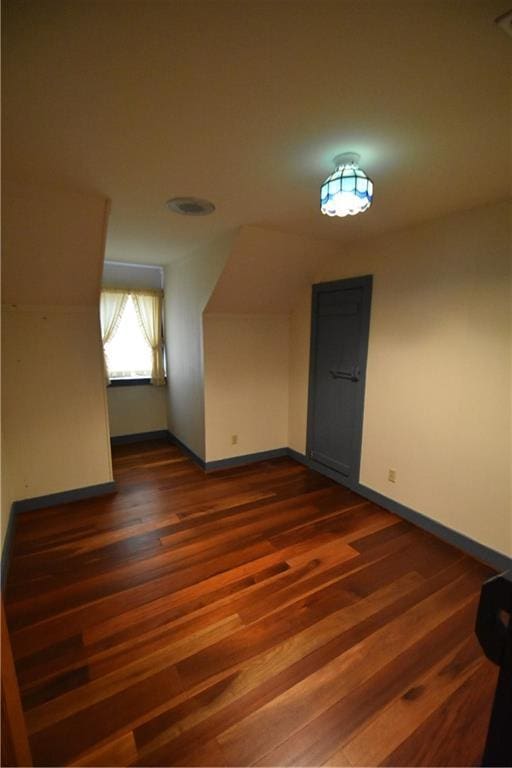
[388,468,397,483]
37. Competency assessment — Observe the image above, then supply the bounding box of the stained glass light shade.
[320,156,373,217]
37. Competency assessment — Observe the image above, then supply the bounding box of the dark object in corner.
[476,570,512,767]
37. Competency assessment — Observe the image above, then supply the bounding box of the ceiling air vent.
[166,197,216,216]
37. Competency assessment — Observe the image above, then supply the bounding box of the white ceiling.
[3,0,511,265]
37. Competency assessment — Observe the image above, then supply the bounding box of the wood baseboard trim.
[12,482,117,514]
[110,429,168,445]
[286,447,310,466]
[355,482,511,573]
[167,431,206,470]
[205,448,288,472]
[1,505,18,588]
[287,449,511,573]
[1,481,117,587]
[166,434,290,473]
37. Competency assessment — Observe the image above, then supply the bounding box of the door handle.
[329,367,360,382]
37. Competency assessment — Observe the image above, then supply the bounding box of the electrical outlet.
[388,468,397,483]
[231,434,238,445]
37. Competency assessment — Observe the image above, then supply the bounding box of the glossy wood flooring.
[4,440,497,767]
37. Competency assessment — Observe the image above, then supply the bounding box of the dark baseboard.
[1,504,17,588]
[355,482,511,573]
[205,448,288,472]
[167,431,206,470]
[286,449,511,573]
[111,429,168,445]
[166,434,290,472]
[1,480,117,588]
[286,448,310,467]
[13,481,117,514]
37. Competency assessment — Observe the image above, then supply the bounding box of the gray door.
[307,275,372,486]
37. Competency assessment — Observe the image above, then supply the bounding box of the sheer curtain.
[100,289,128,382]
[132,290,165,385]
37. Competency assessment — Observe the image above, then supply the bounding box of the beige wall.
[2,307,113,515]
[164,235,232,459]
[2,182,108,305]
[1,425,12,546]
[107,385,168,437]
[289,201,512,556]
[207,225,338,315]
[1,184,112,547]
[202,225,336,465]
[204,314,289,462]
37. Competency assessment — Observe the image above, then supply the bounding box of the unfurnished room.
[1,1,511,766]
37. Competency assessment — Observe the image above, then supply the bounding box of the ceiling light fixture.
[320,152,373,218]
[166,197,216,216]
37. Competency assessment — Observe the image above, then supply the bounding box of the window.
[104,295,153,380]
[100,288,166,386]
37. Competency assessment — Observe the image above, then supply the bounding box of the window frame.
[101,286,166,386]
[108,377,153,387]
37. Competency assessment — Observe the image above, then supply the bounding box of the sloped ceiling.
[1,181,109,305]
[206,226,340,314]
[3,0,511,265]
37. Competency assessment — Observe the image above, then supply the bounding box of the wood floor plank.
[133,573,425,765]
[70,731,138,768]
[26,615,241,736]
[342,634,484,767]
[256,602,481,767]
[3,438,495,767]
[214,568,484,767]
[379,663,497,767]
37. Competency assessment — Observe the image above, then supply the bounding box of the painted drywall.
[0,299,8,548]
[107,385,168,437]
[289,200,512,556]
[2,307,113,511]
[1,428,12,549]
[102,262,163,290]
[206,226,339,314]
[204,314,289,461]
[2,181,109,305]
[1,183,113,548]
[201,226,336,464]
[164,234,233,459]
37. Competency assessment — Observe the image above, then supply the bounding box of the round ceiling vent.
[166,197,216,216]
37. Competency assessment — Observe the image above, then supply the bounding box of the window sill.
[109,378,152,387]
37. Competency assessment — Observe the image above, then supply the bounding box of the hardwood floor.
[4,440,497,767]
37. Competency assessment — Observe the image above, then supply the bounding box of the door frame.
[306,274,373,489]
